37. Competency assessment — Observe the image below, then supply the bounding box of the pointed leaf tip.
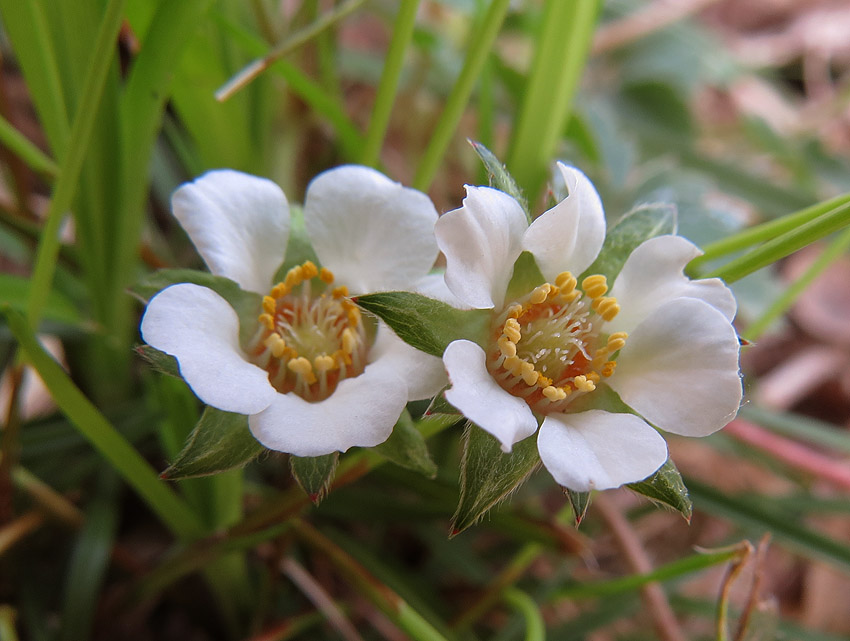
[291,453,339,505]
[627,458,692,521]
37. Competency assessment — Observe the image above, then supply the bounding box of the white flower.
[141,166,447,457]
[435,162,742,492]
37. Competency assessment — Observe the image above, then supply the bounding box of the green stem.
[502,588,545,641]
[412,0,511,191]
[3,307,205,540]
[25,0,126,328]
[704,200,850,283]
[742,223,850,341]
[360,0,420,167]
[507,0,599,199]
[689,192,850,273]
[0,114,58,177]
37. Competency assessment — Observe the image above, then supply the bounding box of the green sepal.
[355,291,491,357]
[565,489,591,527]
[451,422,541,537]
[135,344,180,378]
[373,410,438,478]
[469,139,529,220]
[581,203,678,283]
[131,269,263,344]
[505,251,546,303]
[161,406,266,480]
[272,204,319,280]
[627,458,692,522]
[290,453,339,504]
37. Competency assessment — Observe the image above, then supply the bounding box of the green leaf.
[565,489,591,527]
[355,291,491,357]
[505,251,546,303]
[451,423,541,536]
[374,410,438,478]
[135,344,180,378]
[132,269,263,343]
[582,203,678,283]
[290,453,339,504]
[627,458,692,522]
[0,273,80,325]
[469,139,528,218]
[162,406,265,480]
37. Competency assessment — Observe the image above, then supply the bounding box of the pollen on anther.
[503,321,521,343]
[287,357,317,384]
[582,275,608,299]
[341,328,357,354]
[543,386,567,402]
[271,283,289,298]
[264,333,287,358]
[258,313,275,330]
[301,261,318,279]
[573,375,596,392]
[262,296,277,315]
[520,362,539,386]
[498,336,517,358]
[314,354,336,372]
[529,284,551,305]
[555,271,577,292]
[285,266,304,288]
[602,361,617,377]
[332,285,349,298]
[319,267,334,284]
[607,332,627,352]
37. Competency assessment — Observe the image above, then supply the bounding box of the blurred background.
[2,0,850,639]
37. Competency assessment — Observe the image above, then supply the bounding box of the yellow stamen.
[285,266,304,288]
[301,261,318,279]
[271,282,289,298]
[587,371,600,384]
[555,271,577,292]
[506,304,523,319]
[582,274,608,299]
[543,386,567,402]
[287,357,317,384]
[607,332,628,352]
[332,285,349,298]
[262,295,277,315]
[498,336,517,358]
[520,361,539,386]
[529,284,551,305]
[594,296,620,321]
[602,361,617,377]
[314,354,336,372]
[341,328,357,354]
[573,375,596,392]
[503,356,522,375]
[258,313,275,330]
[319,267,334,284]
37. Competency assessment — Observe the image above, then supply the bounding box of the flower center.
[486,272,628,414]
[247,261,368,402]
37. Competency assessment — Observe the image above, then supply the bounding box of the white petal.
[368,324,447,401]
[435,186,528,309]
[537,411,668,492]
[522,163,606,281]
[248,360,408,456]
[171,170,290,294]
[140,284,276,414]
[442,340,538,452]
[304,165,439,294]
[608,235,737,335]
[609,298,742,437]
[412,273,472,309]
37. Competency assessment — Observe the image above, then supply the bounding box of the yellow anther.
[560,290,581,304]
[258,313,275,330]
[262,295,277,315]
[520,361,539,386]
[332,285,349,298]
[314,354,336,372]
[503,356,522,375]
[319,267,335,284]
[347,306,362,326]
[543,386,567,402]
[506,304,523,319]
[529,284,551,305]
[271,282,289,298]
[573,375,596,392]
[287,357,317,384]
[582,274,608,299]
[602,361,617,377]
[555,271,577,292]
[593,296,620,321]
[285,265,304,288]
[503,319,522,343]
[607,332,628,352]
[587,371,600,384]
[498,336,517,358]
[600,302,620,322]
[341,328,358,354]
[538,375,553,387]
[547,285,560,299]
[267,334,288,358]
[301,261,318,279]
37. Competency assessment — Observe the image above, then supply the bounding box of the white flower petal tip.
[171,170,290,294]
[523,163,606,280]
[436,185,528,310]
[609,234,737,334]
[248,363,409,457]
[611,297,743,438]
[140,283,277,415]
[442,340,538,452]
[304,165,439,295]
[369,325,447,401]
[538,411,668,492]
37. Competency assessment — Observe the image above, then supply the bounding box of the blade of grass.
[24,0,126,328]
[689,192,850,273]
[702,200,850,283]
[0,115,58,177]
[360,0,420,167]
[742,223,850,340]
[507,0,600,199]
[502,589,545,641]
[412,0,511,191]
[3,307,205,540]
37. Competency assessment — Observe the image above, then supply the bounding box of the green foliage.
[452,423,541,536]
[355,291,491,357]
[374,410,438,478]
[162,407,265,480]
[469,139,528,217]
[135,345,180,378]
[291,453,340,504]
[565,489,591,526]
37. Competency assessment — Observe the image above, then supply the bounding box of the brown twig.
[733,534,771,641]
[594,492,687,641]
[716,540,755,641]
